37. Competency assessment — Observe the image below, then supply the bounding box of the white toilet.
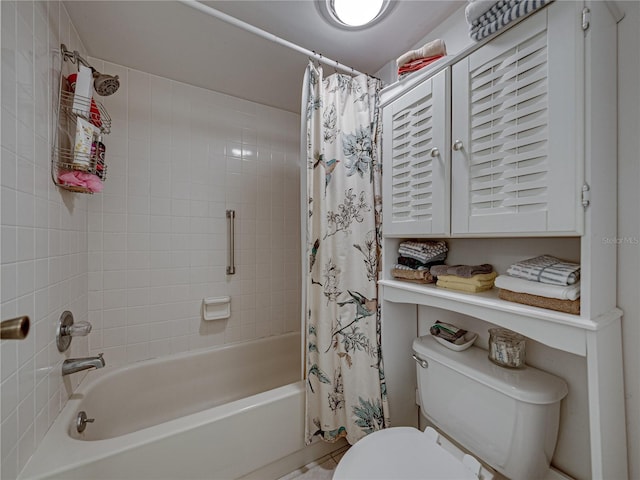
[334,334,569,480]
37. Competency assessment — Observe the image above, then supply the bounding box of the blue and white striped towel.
[506,255,580,286]
[469,0,550,41]
[465,0,507,25]
[398,240,448,264]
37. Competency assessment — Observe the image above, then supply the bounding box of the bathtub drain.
[76,411,95,433]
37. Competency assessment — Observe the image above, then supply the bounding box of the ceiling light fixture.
[319,0,391,29]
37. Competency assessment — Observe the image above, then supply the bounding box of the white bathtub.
[20,333,343,480]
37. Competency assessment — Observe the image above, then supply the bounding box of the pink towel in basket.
[57,170,104,193]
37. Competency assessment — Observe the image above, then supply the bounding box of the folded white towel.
[396,39,447,68]
[495,275,580,301]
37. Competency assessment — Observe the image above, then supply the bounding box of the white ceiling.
[64,1,464,113]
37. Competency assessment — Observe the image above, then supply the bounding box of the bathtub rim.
[76,331,302,395]
[19,333,303,480]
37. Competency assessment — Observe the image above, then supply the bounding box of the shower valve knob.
[64,321,92,337]
[56,311,93,352]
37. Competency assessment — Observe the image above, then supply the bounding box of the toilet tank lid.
[413,335,569,405]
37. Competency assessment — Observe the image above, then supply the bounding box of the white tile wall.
[1,2,90,478]
[84,61,302,367]
[1,3,301,478]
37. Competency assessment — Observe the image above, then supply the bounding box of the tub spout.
[62,353,105,376]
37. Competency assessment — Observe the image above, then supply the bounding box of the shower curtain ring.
[311,50,320,68]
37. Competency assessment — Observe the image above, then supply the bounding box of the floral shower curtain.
[302,62,389,445]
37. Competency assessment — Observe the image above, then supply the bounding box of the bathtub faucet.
[62,353,105,376]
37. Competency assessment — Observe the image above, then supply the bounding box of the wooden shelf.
[379,279,621,357]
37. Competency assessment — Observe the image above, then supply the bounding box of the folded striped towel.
[467,0,516,27]
[398,254,447,270]
[469,0,550,41]
[398,240,448,264]
[393,264,429,271]
[391,267,435,284]
[495,275,580,300]
[465,0,509,25]
[506,255,580,286]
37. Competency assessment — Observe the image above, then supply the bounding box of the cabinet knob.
[452,139,464,151]
[430,147,439,158]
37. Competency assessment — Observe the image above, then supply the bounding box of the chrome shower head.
[92,72,120,96]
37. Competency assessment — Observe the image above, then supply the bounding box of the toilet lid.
[333,427,478,480]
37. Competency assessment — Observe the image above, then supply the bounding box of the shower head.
[92,72,120,96]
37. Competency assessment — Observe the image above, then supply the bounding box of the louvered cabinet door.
[382,68,450,236]
[451,2,583,235]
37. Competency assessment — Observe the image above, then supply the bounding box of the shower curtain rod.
[177,0,367,77]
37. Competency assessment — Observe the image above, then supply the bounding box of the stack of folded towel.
[391,240,448,284]
[430,264,497,293]
[396,39,447,80]
[495,255,580,314]
[465,0,550,41]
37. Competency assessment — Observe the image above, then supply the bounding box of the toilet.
[334,334,569,480]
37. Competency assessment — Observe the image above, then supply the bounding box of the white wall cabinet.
[382,68,450,236]
[451,6,583,235]
[379,2,627,479]
[383,2,584,237]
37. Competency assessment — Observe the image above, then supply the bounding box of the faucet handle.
[64,321,92,337]
[56,312,95,352]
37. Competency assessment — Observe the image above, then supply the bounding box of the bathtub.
[20,333,343,480]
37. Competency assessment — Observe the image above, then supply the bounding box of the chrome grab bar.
[226,210,236,275]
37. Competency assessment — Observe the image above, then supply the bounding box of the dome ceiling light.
[319,0,392,29]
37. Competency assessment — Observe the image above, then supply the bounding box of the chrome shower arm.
[60,44,96,73]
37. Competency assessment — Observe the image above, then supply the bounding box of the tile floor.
[278,446,350,480]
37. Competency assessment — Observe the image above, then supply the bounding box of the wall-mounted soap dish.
[201,296,231,321]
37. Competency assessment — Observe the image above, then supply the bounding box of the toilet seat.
[333,427,481,479]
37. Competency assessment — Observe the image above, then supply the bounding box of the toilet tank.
[412,335,568,480]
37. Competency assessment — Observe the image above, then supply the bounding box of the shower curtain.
[302,62,389,445]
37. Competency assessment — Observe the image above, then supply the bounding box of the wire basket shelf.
[51,46,112,194]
